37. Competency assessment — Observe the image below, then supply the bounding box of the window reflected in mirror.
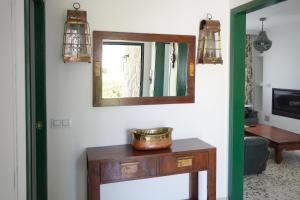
[102,41,188,98]
[102,42,144,98]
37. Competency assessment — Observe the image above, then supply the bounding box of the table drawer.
[159,152,208,175]
[100,157,157,183]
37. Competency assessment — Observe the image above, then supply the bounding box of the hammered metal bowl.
[130,127,173,150]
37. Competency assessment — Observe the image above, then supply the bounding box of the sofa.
[244,136,270,175]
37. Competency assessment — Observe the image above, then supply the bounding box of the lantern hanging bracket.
[207,13,212,20]
[73,2,80,10]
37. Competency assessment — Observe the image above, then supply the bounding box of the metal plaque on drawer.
[177,156,193,167]
[120,162,139,178]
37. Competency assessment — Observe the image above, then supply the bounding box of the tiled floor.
[244,150,300,200]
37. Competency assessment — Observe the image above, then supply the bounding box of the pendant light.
[253,17,272,53]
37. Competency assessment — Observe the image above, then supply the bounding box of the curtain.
[245,35,255,105]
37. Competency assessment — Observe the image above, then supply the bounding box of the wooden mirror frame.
[93,31,196,107]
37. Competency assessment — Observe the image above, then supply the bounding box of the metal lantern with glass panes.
[197,14,223,64]
[63,3,91,63]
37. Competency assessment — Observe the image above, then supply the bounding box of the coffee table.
[245,124,300,164]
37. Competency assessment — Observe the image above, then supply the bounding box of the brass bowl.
[131,127,173,150]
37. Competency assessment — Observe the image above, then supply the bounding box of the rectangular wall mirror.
[93,31,195,106]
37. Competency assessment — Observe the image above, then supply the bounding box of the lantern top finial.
[207,13,212,20]
[73,2,80,10]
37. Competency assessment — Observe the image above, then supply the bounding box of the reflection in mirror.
[102,41,188,98]
[93,31,195,107]
[102,42,144,98]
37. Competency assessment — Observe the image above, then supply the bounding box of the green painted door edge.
[139,44,145,97]
[34,1,47,200]
[24,0,32,199]
[177,43,188,96]
[229,0,285,200]
[154,42,165,96]
[229,11,246,200]
[25,0,47,200]
[231,0,286,14]
[228,10,246,200]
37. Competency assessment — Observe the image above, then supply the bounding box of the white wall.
[0,0,26,200]
[230,0,252,8]
[260,22,300,133]
[46,0,229,200]
[0,1,16,199]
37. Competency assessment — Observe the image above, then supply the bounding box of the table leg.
[207,149,216,200]
[88,162,100,200]
[189,172,198,200]
[275,146,283,164]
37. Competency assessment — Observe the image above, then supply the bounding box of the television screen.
[272,88,300,120]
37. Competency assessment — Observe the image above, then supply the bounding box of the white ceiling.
[246,0,300,33]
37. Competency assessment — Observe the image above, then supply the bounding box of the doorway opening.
[244,0,300,199]
[229,0,286,200]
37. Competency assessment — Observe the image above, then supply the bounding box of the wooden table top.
[245,124,300,144]
[86,138,215,161]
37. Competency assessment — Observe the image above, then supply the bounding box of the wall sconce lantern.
[197,14,223,64]
[63,2,92,63]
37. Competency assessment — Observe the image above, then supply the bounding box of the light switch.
[51,119,72,128]
[62,119,72,128]
[51,119,62,128]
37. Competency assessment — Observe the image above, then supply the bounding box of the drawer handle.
[120,161,140,167]
[177,156,193,167]
[120,162,140,177]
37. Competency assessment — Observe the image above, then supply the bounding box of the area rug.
[244,150,300,200]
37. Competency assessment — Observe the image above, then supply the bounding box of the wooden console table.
[86,138,216,200]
